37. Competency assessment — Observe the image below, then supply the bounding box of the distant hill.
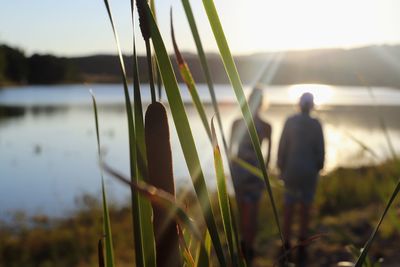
[266,45,400,88]
[69,45,400,88]
[2,43,400,88]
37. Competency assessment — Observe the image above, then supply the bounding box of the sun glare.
[288,84,334,106]
[223,0,400,54]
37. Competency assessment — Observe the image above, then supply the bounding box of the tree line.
[0,44,80,85]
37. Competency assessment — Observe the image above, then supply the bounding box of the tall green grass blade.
[102,162,209,265]
[90,91,115,267]
[202,0,284,245]
[101,179,115,267]
[103,1,155,266]
[180,0,231,167]
[170,18,245,261]
[146,41,156,103]
[211,118,242,267]
[178,228,196,267]
[144,3,226,265]
[153,54,162,101]
[170,10,212,141]
[355,179,400,267]
[195,231,211,267]
[130,0,147,180]
[180,2,245,259]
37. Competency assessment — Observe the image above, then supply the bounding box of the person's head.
[299,92,314,114]
[248,88,263,116]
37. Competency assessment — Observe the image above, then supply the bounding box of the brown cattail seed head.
[145,102,182,267]
[136,0,151,41]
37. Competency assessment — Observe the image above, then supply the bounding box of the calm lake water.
[1,83,400,218]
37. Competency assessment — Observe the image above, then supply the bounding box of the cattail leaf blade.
[202,0,285,247]
[91,92,115,267]
[145,3,227,265]
[231,157,282,189]
[178,227,196,267]
[195,231,211,267]
[171,11,212,141]
[211,118,242,266]
[171,9,184,66]
[181,0,231,166]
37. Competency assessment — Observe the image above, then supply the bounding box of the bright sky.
[0,0,399,56]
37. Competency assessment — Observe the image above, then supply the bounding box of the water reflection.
[0,106,26,120]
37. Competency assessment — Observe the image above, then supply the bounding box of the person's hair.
[299,92,314,113]
[248,88,263,114]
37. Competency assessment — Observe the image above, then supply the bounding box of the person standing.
[229,88,272,265]
[277,92,324,264]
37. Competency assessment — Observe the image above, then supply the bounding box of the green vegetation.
[0,47,6,82]
[0,44,80,85]
[0,195,133,267]
[0,45,28,84]
[0,162,399,266]
[27,54,80,84]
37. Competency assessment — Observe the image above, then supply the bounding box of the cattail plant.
[145,101,182,267]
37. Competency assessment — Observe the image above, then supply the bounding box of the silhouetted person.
[278,92,324,265]
[229,88,272,265]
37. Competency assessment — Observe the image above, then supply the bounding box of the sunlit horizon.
[288,84,335,106]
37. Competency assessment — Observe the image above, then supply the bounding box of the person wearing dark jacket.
[278,92,324,263]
